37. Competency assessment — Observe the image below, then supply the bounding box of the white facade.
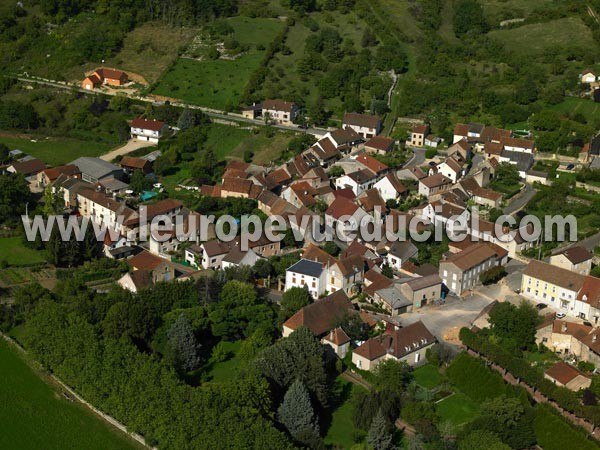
[374,176,402,201]
[131,126,164,143]
[285,269,327,299]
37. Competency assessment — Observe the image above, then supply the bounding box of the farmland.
[153,17,285,110]
[0,135,112,167]
[0,338,142,450]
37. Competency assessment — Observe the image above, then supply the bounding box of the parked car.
[297,124,308,129]
[556,312,566,319]
[566,164,575,170]
[536,303,547,310]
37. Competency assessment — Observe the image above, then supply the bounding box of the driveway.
[503,184,536,215]
[100,138,157,162]
[404,148,426,167]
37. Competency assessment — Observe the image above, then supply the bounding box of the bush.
[425,148,437,159]
[479,265,506,285]
[534,404,598,450]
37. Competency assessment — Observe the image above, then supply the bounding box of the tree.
[277,379,320,444]
[373,359,412,395]
[129,169,151,193]
[367,409,394,450]
[479,265,505,285]
[178,107,196,130]
[480,395,523,428]
[43,185,64,216]
[334,312,369,341]
[488,301,541,351]
[0,173,31,224]
[382,264,394,278]
[459,430,510,450]
[323,241,340,256]
[166,313,201,373]
[0,143,9,163]
[453,0,488,36]
[361,28,378,47]
[279,287,312,322]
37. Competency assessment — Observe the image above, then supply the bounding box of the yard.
[204,341,243,382]
[0,134,112,167]
[488,17,597,57]
[436,391,480,431]
[413,363,446,390]
[0,339,143,450]
[153,17,285,109]
[0,237,46,267]
[324,377,362,449]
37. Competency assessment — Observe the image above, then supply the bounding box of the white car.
[153,183,163,189]
[556,312,566,319]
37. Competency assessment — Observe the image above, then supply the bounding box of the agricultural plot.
[153,17,285,109]
[0,339,143,450]
[488,17,597,57]
[0,135,112,167]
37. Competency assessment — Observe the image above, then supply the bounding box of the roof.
[526,170,548,179]
[99,177,129,192]
[121,156,151,169]
[202,240,232,257]
[545,361,589,385]
[441,243,501,271]
[500,150,534,171]
[343,112,381,129]
[388,321,436,359]
[127,250,164,271]
[127,270,154,291]
[84,74,102,84]
[335,254,365,277]
[578,276,600,309]
[287,258,324,277]
[326,196,359,219]
[420,173,452,189]
[10,158,45,175]
[365,136,394,151]
[405,274,442,291]
[364,269,393,297]
[388,241,418,261]
[71,157,122,179]
[262,99,297,113]
[442,156,463,174]
[95,67,127,81]
[412,124,429,134]
[142,198,182,219]
[40,164,80,181]
[552,246,593,265]
[330,128,361,146]
[222,246,253,264]
[454,123,469,137]
[473,187,502,201]
[131,118,165,131]
[222,177,254,196]
[503,136,535,150]
[552,320,593,341]
[323,327,351,345]
[353,338,387,360]
[283,290,354,336]
[356,154,388,174]
[523,260,585,292]
[269,167,292,184]
[381,173,407,194]
[357,188,386,212]
[481,126,511,143]
[302,243,337,267]
[346,168,377,184]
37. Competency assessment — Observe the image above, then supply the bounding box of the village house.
[82,68,128,90]
[220,246,262,270]
[262,99,300,125]
[7,158,45,180]
[373,173,408,202]
[36,164,81,188]
[76,187,136,237]
[342,112,382,139]
[327,254,365,295]
[581,69,597,84]
[130,118,167,143]
[384,241,418,272]
[544,362,591,391]
[418,173,453,197]
[471,186,503,208]
[440,242,508,295]
[536,316,600,366]
[453,123,485,144]
[327,128,363,152]
[352,320,436,371]
[401,274,443,309]
[525,170,550,186]
[285,259,328,299]
[437,156,465,184]
[447,140,471,160]
[325,196,368,231]
[407,124,430,147]
[356,154,389,178]
[334,168,378,196]
[120,156,153,175]
[549,246,593,276]
[364,136,395,154]
[323,328,352,358]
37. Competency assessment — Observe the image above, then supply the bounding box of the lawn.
[0,135,112,166]
[153,17,285,109]
[413,363,445,389]
[205,341,243,382]
[488,17,597,56]
[0,339,143,450]
[324,377,361,449]
[548,97,600,118]
[0,237,46,267]
[436,391,480,430]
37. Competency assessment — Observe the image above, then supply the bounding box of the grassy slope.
[153,17,284,109]
[0,339,142,450]
[0,135,112,166]
[0,237,46,266]
[324,377,362,449]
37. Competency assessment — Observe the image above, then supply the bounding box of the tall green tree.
[166,313,201,373]
[277,379,320,444]
[367,409,394,450]
[279,287,311,322]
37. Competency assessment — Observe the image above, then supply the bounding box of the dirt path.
[100,138,157,162]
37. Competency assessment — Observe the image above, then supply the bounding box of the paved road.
[16,76,328,137]
[100,138,156,162]
[503,184,536,215]
[404,148,426,167]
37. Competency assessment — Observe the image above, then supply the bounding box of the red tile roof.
[356,154,388,174]
[326,196,359,219]
[545,361,589,385]
[365,136,395,151]
[131,118,165,131]
[283,290,354,336]
[343,112,380,129]
[263,99,297,113]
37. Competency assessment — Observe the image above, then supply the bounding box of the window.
[331,277,335,284]
[527,287,531,293]
[312,281,316,288]
[415,353,420,363]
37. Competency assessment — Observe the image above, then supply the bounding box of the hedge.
[534,404,599,450]
[460,327,600,425]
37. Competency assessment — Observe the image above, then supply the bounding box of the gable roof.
[405,274,442,291]
[120,156,151,170]
[326,196,359,219]
[128,250,164,271]
[356,154,388,174]
[95,67,127,81]
[412,124,429,134]
[524,260,585,291]
[131,118,165,131]
[420,173,452,189]
[283,290,353,335]
[343,112,380,129]
[287,258,324,277]
[441,243,501,271]
[353,337,388,360]
[365,136,394,151]
[40,164,80,181]
[388,321,436,359]
[263,99,297,113]
[381,173,407,194]
[10,158,45,175]
[71,157,121,179]
[302,243,337,267]
[323,327,351,345]
[545,361,589,385]
[553,246,593,265]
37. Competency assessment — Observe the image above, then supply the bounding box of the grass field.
[0,135,112,166]
[549,97,600,118]
[324,378,360,449]
[481,0,557,23]
[76,23,196,84]
[436,392,480,430]
[0,237,46,267]
[153,17,284,109]
[413,364,446,389]
[205,341,243,382]
[0,339,142,450]
[488,17,596,56]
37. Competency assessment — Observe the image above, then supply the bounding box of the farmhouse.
[130,118,167,143]
[342,112,381,138]
[262,99,299,125]
[7,158,46,179]
[545,361,591,391]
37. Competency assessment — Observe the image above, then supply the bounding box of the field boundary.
[0,332,153,450]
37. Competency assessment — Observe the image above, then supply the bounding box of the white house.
[334,169,378,196]
[285,259,327,299]
[220,247,262,270]
[437,156,464,183]
[262,99,300,125]
[342,112,381,139]
[581,70,597,84]
[130,118,166,143]
[374,173,407,202]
